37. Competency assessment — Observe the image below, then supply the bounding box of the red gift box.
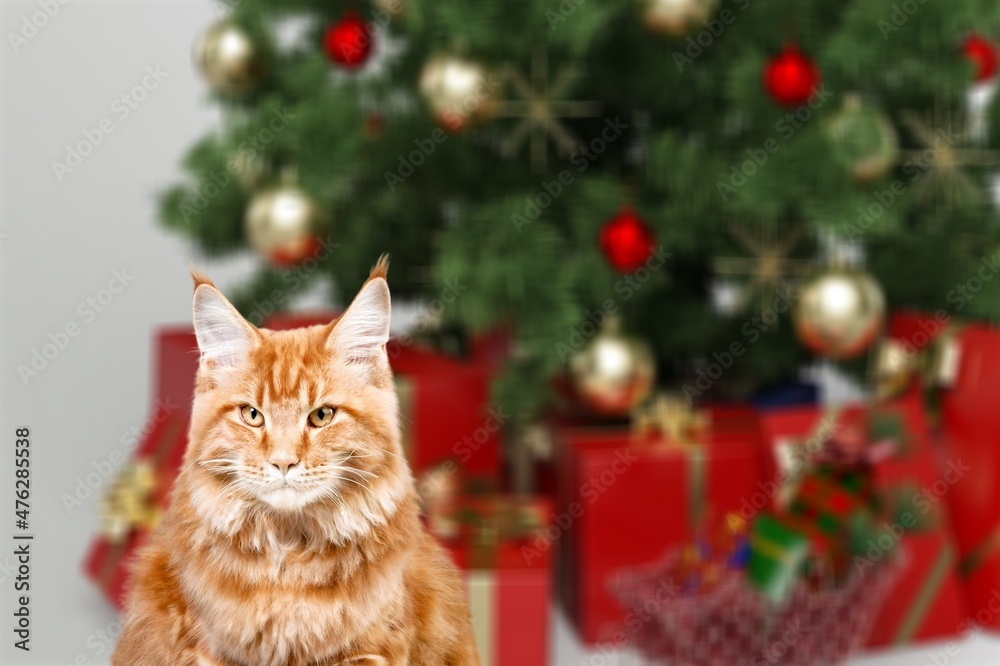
[758,396,969,648]
[555,407,765,646]
[439,496,551,666]
[152,325,201,418]
[938,323,1000,630]
[83,412,188,609]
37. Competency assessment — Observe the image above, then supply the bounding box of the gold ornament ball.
[195,20,267,96]
[570,320,656,416]
[794,268,886,359]
[245,185,324,266]
[372,0,406,17]
[418,55,495,131]
[643,0,719,36]
[228,148,268,190]
[825,94,898,183]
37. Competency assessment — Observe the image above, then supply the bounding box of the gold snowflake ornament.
[493,47,602,170]
[899,100,1000,211]
[713,223,812,312]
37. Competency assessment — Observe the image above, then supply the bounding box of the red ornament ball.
[763,46,821,107]
[599,209,655,273]
[323,13,373,69]
[963,34,999,82]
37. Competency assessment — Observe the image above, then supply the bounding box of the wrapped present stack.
[555,395,766,645]
[554,366,985,660]
[600,396,934,664]
[758,396,968,648]
[722,404,921,609]
[430,495,552,666]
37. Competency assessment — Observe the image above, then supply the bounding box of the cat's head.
[185,256,408,518]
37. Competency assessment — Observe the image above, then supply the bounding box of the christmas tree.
[162,0,1000,423]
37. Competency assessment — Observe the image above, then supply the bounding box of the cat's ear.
[191,276,259,369]
[327,257,391,363]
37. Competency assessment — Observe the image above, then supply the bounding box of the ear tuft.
[328,276,391,362]
[190,267,215,291]
[368,254,390,282]
[192,284,258,369]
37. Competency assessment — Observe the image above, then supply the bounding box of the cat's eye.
[308,406,336,428]
[239,405,265,427]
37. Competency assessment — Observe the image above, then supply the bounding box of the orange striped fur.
[114,258,479,666]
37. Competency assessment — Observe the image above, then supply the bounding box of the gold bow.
[871,339,925,400]
[632,393,709,448]
[472,499,543,547]
[100,461,161,543]
[871,328,963,400]
[464,499,544,569]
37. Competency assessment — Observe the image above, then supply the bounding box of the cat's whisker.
[218,476,257,500]
[316,486,348,513]
[322,459,378,473]
[331,475,377,497]
[199,458,236,465]
[202,463,239,473]
[176,456,204,481]
[341,449,407,465]
[326,465,379,480]
[374,448,408,463]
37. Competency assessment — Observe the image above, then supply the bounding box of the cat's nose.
[269,454,300,476]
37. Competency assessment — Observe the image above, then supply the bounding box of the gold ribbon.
[632,393,708,532]
[960,523,1000,578]
[926,325,963,388]
[750,533,799,566]
[632,393,708,448]
[895,543,955,644]
[100,461,161,544]
[468,570,494,666]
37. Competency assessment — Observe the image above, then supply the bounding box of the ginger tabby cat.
[114,257,480,666]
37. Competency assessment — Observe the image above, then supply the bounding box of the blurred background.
[4,0,1000,664]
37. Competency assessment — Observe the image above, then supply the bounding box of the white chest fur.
[182,544,404,666]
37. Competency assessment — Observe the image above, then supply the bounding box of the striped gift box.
[441,496,551,666]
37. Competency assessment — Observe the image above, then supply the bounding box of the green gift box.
[748,513,811,603]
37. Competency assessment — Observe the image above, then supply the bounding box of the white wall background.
[0,1,998,665]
